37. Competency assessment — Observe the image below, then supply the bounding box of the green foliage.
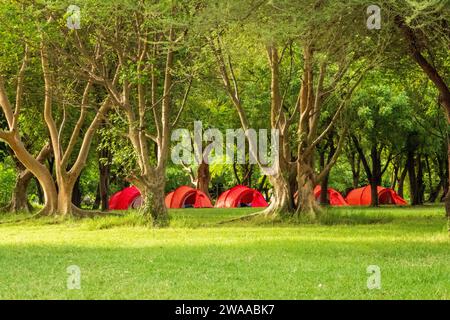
[0,0,449,209]
[350,78,414,150]
[165,166,191,192]
[0,158,15,206]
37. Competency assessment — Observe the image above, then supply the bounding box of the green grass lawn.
[0,205,448,299]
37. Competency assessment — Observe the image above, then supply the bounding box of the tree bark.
[349,152,361,189]
[391,164,399,190]
[5,136,58,215]
[138,177,168,226]
[397,165,408,198]
[263,171,293,217]
[197,161,211,199]
[57,179,76,216]
[98,144,111,211]
[297,159,319,218]
[407,150,421,205]
[4,169,33,213]
[416,154,425,205]
[35,176,44,204]
[320,173,329,205]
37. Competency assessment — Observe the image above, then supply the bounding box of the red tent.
[215,185,268,208]
[165,186,213,208]
[109,186,142,210]
[345,185,407,206]
[313,186,348,206]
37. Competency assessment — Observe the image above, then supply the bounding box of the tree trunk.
[431,153,446,203]
[72,176,82,208]
[320,173,329,205]
[370,178,379,207]
[35,177,44,204]
[428,181,443,203]
[242,163,253,187]
[391,164,399,190]
[197,161,211,199]
[6,137,57,215]
[140,180,168,227]
[263,172,292,217]
[98,146,111,211]
[416,154,425,205]
[407,150,420,205]
[370,146,380,207]
[296,159,319,219]
[57,180,75,216]
[397,165,408,198]
[4,169,33,213]
[318,150,328,205]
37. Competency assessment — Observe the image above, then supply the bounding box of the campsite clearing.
[0,206,448,299]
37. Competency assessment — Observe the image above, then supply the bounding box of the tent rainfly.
[215,185,268,208]
[345,185,407,206]
[164,186,213,208]
[109,186,142,210]
[313,186,348,206]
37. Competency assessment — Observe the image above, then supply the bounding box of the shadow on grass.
[0,236,448,299]
[316,209,394,226]
[1,205,445,229]
[0,209,404,229]
[232,208,395,227]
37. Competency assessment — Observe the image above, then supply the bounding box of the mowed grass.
[0,205,448,300]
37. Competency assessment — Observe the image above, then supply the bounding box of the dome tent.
[110,185,212,210]
[345,185,407,206]
[215,185,268,208]
[109,186,142,210]
[313,186,348,206]
[165,186,213,208]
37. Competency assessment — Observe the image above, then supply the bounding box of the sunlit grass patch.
[0,205,448,299]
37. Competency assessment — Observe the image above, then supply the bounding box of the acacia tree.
[382,0,450,215]
[348,78,413,206]
[0,2,114,216]
[40,40,114,215]
[0,38,59,215]
[0,82,51,213]
[69,1,200,225]
[208,1,384,218]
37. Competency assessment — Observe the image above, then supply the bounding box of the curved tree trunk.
[6,137,58,215]
[261,171,293,217]
[9,170,33,212]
